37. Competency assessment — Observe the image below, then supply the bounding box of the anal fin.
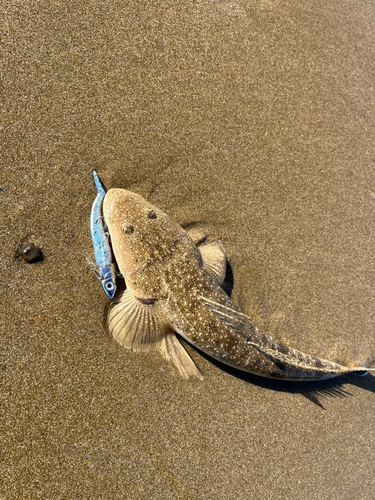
[160,334,204,381]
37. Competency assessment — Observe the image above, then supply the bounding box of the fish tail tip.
[351,370,369,377]
[350,365,375,376]
[348,353,375,376]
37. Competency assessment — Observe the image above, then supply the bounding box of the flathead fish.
[103,188,372,380]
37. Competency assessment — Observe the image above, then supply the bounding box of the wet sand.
[1,1,375,498]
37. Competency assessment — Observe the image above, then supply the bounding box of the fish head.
[103,188,197,296]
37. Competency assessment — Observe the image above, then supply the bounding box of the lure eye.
[122,224,134,234]
[146,209,157,219]
[106,282,114,291]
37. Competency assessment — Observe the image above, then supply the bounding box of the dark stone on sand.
[18,242,44,263]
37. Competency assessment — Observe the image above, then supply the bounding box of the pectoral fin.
[199,240,227,285]
[108,290,203,379]
[108,290,169,351]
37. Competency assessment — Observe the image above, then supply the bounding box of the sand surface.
[1,1,375,498]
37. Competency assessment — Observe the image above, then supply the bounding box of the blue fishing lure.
[90,171,117,299]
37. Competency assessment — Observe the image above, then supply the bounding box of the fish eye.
[122,224,134,234]
[146,208,157,219]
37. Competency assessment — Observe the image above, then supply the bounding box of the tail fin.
[349,354,375,376]
[350,361,375,377]
[351,370,369,377]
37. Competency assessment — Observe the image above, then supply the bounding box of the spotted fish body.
[103,188,371,380]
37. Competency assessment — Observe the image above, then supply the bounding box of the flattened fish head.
[103,188,198,297]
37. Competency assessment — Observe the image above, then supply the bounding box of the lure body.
[90,171,117,299]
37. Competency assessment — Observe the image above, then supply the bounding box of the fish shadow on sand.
[221,261,234,297]
[189,345,375,409]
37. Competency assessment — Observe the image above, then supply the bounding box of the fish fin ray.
[200,296,248,330]
[108,290,174,352]
[160,334,204,380]
[199,240,227,285]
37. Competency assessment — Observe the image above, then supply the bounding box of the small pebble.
[19,242,43,263]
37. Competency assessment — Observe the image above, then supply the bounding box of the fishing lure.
[90,171,117,299]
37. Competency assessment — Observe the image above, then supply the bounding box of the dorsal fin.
[199,240,227,285]
[108,290,203,379]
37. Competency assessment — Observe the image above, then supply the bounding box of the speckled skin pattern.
[103,188,356,380]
